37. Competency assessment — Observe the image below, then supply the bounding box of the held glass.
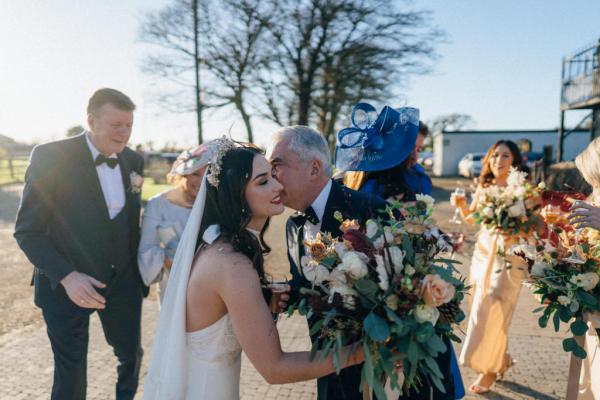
[450,188,466,225]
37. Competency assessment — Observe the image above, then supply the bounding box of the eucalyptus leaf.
[577,290,598,306]
[553,310,561,332]
[573,345,587,359]
[408,339,419,364]
[563,337,577,352]
[571,319,588,336]
[364,312,391,342]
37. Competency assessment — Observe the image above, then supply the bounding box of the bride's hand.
[343,344,364,366]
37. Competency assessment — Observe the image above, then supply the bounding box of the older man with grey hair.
[268,125,387,400]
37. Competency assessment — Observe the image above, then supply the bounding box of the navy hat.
[334,103,419,172]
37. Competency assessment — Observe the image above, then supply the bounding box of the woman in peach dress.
[451,140,528,394]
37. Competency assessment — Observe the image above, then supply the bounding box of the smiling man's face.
[87,102,133,155]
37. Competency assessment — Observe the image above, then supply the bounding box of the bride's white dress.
[185,314,241,399]
[143,171,244,400]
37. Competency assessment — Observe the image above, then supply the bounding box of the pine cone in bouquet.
[437,299,463,325]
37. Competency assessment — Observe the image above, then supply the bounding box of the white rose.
[414,304,440,325]
[530,262,549,277]
[333,241,348,258]
[385,294,399,310]
[366,220,379,239]
[338,251,369,280]
[373,236,385,250]
[416,194,435,213]
[514,186,526,198]
[571,272,600,291]
[538,182,546,190]
[482,207,494,219]
[303,262,330,285]
[388,247,405,274]
[508,200,526,218]
[375,255,389,291]
[405,264,416,276]
[329,268,348,288]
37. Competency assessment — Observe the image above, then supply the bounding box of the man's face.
[407,133,425,168]
[87,103,133,155]
[268,138,312,210]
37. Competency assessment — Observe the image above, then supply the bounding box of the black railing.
[561,40,600,109]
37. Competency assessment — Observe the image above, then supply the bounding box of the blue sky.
[0,1,599,148]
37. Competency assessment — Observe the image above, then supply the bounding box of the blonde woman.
[567,137,600,400]
[138,145,212,302]
[451,140,527,394]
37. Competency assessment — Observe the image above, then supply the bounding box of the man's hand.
[60,271,106,309]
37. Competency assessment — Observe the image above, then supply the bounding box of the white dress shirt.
[304,179,332,240]
[85,133,126,219]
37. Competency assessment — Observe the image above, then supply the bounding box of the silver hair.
[271,126,333,177]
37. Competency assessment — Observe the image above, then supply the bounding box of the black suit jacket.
[286,180,388,400]
[14,133,146,310]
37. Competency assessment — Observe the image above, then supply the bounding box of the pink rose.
[421,274,455,307]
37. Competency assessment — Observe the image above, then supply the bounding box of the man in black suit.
[268,126,388,400]
[14,88,146,400]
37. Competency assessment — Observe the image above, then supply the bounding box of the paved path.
[0,180,573,399]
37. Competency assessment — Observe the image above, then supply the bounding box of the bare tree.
[428,113,475,133]
[257,0,443,145]
[139,0,443,145]
[139,0,269,142]
[66,125,85,137]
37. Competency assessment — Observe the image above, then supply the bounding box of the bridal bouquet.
[510,216,600,359]
[472,167,544,235]
[291,195,467,398]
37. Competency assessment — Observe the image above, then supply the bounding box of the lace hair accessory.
[206,137,237,188]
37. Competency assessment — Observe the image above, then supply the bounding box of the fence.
[0,157,28,186]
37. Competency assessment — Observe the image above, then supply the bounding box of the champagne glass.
[449,188,466,224]
[563,202,587,264]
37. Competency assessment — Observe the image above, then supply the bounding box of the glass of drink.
[449,188,466,224]
[265,281,290,315]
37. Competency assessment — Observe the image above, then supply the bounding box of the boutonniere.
[129,171,144,194]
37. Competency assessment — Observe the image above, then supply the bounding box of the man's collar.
[309,179,332,222]
[85,132,117,160]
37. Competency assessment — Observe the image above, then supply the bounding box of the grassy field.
[0,158,27,185]
[141,177,171,203]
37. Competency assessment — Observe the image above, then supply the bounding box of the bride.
[143,138,363,400]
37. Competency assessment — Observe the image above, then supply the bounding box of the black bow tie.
[291,206,320,226]
[95,154,119,169]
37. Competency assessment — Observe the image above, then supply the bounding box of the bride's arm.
[219,253,363,384]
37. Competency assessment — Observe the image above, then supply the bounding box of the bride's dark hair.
[198,145,271,282]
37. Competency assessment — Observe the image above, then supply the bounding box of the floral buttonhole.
[130,171,144,194]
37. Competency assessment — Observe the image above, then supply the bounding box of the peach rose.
[339,219,361,233]
[304,241,327,261]
[421,274,455,307]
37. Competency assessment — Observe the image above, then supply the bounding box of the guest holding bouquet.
[566,137,600,399]
[138,145,213,302]
[451,140,532,394]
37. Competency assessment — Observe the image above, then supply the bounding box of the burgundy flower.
[343,230,373,256]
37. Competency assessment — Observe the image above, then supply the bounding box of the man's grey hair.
[271,125,333,177]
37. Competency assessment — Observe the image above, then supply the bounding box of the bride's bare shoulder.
[192,239,255,276]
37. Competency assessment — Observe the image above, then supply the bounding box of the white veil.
[143,169,219,399]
